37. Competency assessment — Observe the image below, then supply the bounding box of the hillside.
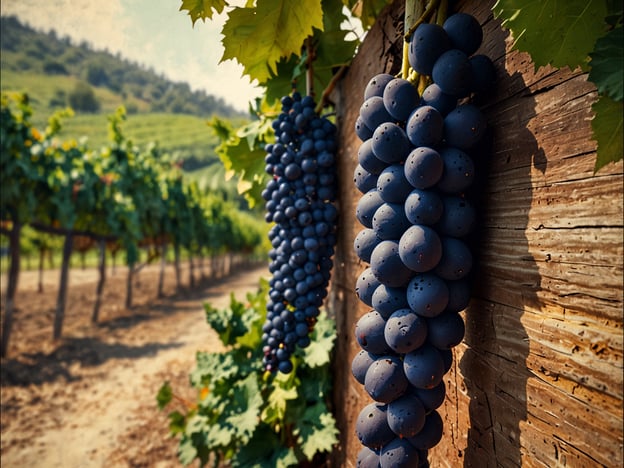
[0,15,251,191]
[0,15,244,120]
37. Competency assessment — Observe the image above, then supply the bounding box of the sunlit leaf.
[179,0,228,25]
[493,0,608,71]
[220,0,324,83]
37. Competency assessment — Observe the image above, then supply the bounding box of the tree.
[68,81,100,113]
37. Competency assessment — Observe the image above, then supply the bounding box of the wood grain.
[329,0,623,467]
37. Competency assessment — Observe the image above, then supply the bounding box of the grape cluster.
[261,92,338,374]
[352,13,494,467]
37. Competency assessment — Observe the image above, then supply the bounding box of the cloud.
[1,0,262,111]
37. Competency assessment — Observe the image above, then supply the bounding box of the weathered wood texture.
[329,1,623,467]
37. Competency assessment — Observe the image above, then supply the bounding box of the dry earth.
[1,260,268,467]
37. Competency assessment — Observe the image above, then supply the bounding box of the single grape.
[406,273,449,317]
[371,122,411,164]
[384,308,428,354]
[432,49,473,98]
[443,104,487,150]
[434,236,473,280]
[380,437,421,468]
[406,105,444,148]
[356,403,395,450]
[387,394,426,438]
[408,23,451,75]
[407,410,444,450]
[370,240,415,288]
[364,355,409,403]
[404,147,444,189]
[443,13,483,56]
[403,344,445,389]
[426,312,465,349]
[398,225,443,273]
[404,189,444,225]
[383,78,420,122]
[355,310,392,354]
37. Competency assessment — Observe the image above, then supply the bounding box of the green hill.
[0,15,250,178]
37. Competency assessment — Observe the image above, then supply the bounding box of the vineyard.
[2,0,623,467]
[0,94,267,357]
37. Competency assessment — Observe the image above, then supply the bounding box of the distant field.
[1,69,223,165]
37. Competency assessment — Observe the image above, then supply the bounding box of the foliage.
[0,92,268,264]
[493,0,623,171]
[68,81,100,113]
[157,279,339,467]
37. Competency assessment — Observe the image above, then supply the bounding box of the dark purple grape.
[469,54,496,94]
[443,13,483,56]
[355,310,392,354]
[370,240,415,288]
[436,196,476,238]
[371,122,411,164]
[406,273,449,317]
[436,146,475,193]
[360,96,393,130]
[384,308,428,354]
[376,164,413,204]
[364,356,409,403]
[432,49,473,98]
[443,104,487,150]
[356,116,374,141]
[356,403,395,449]
[403,344,445,389]
[359,138,388,175]
[408,23,451,75]
[407,410,444,449]
[387,394,426,438]
[445,279,471,312]
[383,78,420,122]
[426,312,465,349]
[406,105,444,148]
[398,225,443,273]
[356,188,385,228]
[354,228,383,263]
[357,446,381,468]
[380,437,421,467]
[352,349,379,385]
[435,236,472,280]
[404,189,444,225]
[354,164,378,194]
[372,203,411,241]
[420,83,457,116]
[356,267,382,307]
[364,73,395,100]
[371,285,409,319]
[404,147,443,190]
[413,380,446,413]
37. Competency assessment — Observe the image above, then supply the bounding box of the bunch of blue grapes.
[261,91,338,374]
[352,13,495,467]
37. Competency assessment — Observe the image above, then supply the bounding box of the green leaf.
[592,94,623,172]
[295,403,339,459]
[302,311,336,368]
[589,25,624,101]
[224,373,263,443]
[156,381,173,409]
[261,374,299,424]
[179,0,228,25]
[168,410,187,434]
[220,0,324,83]
[493,0,608,71]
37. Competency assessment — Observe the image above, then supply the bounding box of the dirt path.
[1,261,268,467]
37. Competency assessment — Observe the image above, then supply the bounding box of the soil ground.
[0,260,268,467]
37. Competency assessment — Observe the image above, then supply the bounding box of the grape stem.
[315,65,348,114]
[403,0,441,41]
[305,36,315,97]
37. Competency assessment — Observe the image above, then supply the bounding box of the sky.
[0,0,264,112]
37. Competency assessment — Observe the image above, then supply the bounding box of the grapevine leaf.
[295,403,339,459]
[230,425,282,467]
[225,373,263,443]
[179,0,227,25]
[302,312,336,368]
[178,437,199,465]
[275,448,299,468]
[220,0,324,83]
[261,379,299,424]
[168,410,187,434]
[592,94,623,172]
[156,381,173,409]
[493,0,608,71]
[589,25,624,101]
